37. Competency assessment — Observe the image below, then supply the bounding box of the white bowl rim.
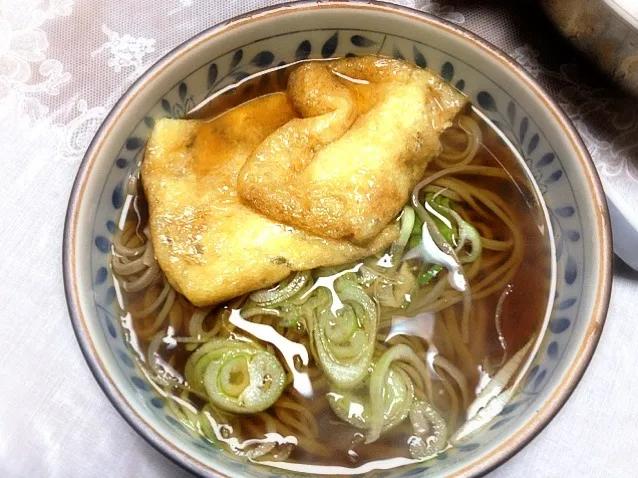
[62,1,613,477]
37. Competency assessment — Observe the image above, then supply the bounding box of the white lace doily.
[1,1,636,477]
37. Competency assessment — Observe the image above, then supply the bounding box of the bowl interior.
[65,2,610,477]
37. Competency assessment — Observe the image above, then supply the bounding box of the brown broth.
[112,60,552,473]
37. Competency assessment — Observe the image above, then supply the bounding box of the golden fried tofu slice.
[142,93,397,307]
[237,56,467,244]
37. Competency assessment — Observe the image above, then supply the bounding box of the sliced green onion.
[185,339,285,413]
[426,192,452,213]
[327,390,368,429]
[218,355,251,397]
[430,213,455,245]
[327,367,413,433]
[240,307,282,320]
[454,214,482,263]
[403,222,467,292]
[396,206,416,250]
[249,271,311,307]
[435,204,482,264]
[203,346,286,414]
[367,344,430,443]
[412,213,423,234]
[418,264,443,285]
[407,234,421,250]
[293,284,330,308]
[389,206,417,266]
[375,263,417,308]
[425,194,456,245]
[383,368,415,431]
[408,400,448,459]
[237,304,301,330]
[324,304,359,344]
[184,339,261,394]
[279,303,302,327]
[424,193,482,264]
[310,280,378,389]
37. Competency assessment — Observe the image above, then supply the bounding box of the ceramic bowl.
[63,1,612,476]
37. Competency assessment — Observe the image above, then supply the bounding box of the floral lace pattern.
[417,0,465,24]
[511,44,541,78]
[0,0,112,164]
[511,43,638,182]
[92,25,156,73]
[0,0,72,99]
[380,0,465,24]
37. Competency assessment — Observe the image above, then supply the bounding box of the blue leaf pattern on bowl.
[321,32,339,58]
[296,40,312,60]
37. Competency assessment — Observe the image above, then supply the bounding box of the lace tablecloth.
[1,1,637,476]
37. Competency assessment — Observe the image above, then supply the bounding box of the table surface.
[2,0,637,476]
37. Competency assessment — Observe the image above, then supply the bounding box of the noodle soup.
[110,57,552,474]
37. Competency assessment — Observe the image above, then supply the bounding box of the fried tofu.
[142,93,397,307]
[237,56,467,244]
